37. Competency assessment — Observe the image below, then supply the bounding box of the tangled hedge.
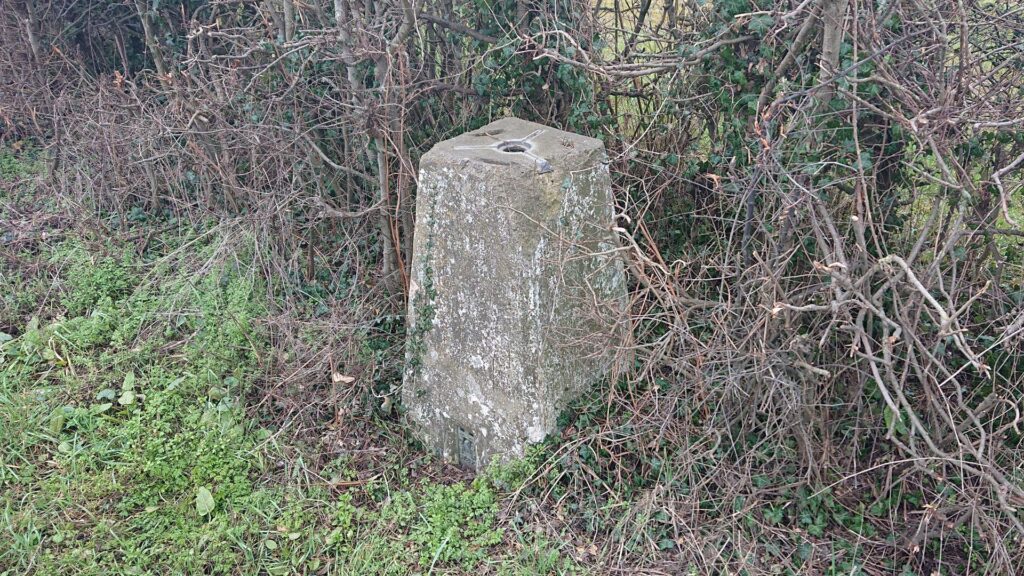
[3,0,1023,572]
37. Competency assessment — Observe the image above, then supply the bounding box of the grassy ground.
[0,149,583,576]
[2,147,1000,576]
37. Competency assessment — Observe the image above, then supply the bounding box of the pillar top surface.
[422,117,604,174]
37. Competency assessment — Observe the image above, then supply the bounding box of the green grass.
[0,164,583,574]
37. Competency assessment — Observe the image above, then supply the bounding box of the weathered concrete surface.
[403,117,626,469]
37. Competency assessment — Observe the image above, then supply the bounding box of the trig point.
[403,117,626,469]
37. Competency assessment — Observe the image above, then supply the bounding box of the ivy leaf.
[764,505,784,524]
[196,487,215,516]
[747,15,775,35]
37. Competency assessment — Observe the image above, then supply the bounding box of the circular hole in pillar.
[497,140,531,153]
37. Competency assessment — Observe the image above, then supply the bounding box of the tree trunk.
[816,0,849,114]
[132,0,170,84]
[283,0,295,42]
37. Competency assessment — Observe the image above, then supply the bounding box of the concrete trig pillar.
[403,117,626,469]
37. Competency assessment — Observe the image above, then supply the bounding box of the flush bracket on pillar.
[456,427,476,469]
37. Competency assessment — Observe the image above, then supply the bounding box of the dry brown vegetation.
[2,0,1024,573]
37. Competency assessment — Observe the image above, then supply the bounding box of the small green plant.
[498,533,585,575]
[55,243,137,317]
[325,492,363,550]
[410,480,503,569]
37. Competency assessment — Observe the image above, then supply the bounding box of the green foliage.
[497,533,585,575]
[325,492,363,550]
[482,446,544,491]
[410,480,503,568]
[55,243,137,317]
[0,145,43,181]
[0,231,267,574]
[0,219,578,575]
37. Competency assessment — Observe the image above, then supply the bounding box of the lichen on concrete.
[403,117,626,469]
